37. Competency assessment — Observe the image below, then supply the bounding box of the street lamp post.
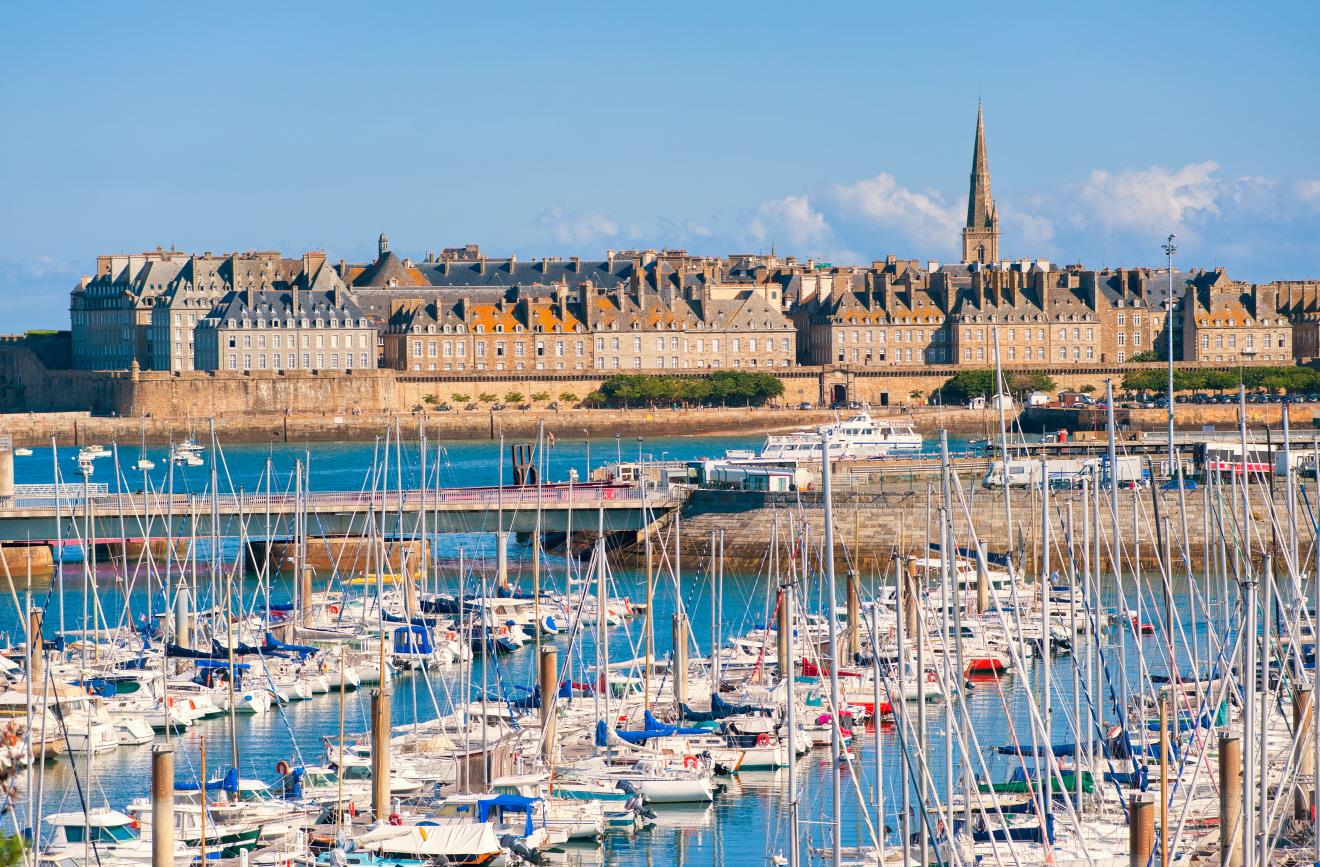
[1162,234,1177,481]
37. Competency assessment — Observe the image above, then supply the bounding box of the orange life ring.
[755,733,771,747]
[328,605,340,615]
[275,760,291,776]
[925,671,938,684]
[682,755,697,770]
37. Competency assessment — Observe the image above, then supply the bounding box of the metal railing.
[0,482,668,515]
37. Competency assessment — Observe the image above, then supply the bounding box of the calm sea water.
[8,434,1216,865]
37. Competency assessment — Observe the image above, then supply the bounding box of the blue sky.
[2,1,1318,329]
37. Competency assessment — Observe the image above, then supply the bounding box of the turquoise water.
[8,434,1218,865]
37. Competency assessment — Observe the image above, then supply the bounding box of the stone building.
[383,288,591,373]
[1182,269,1291,363]
[70,249,189,369]
[793,259,952,367]
[150,251,318,372]
[945,267,1053,364]
[381,281,793,374]
[1275,280,1320,360]
[193,274,376,373]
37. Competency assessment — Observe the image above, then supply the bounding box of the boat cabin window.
[337,765,372,781]
[64,824,137,844]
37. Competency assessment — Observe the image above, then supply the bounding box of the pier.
[0,482,682,543]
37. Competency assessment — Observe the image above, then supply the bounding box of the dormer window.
[315,319,323,328]
[475,325,484,333]
[301,318,309,328]
[427,325,435,334]
[228,318,237,328]
[495,325,504,333]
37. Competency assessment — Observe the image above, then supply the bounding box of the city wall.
[2,338,1310,444]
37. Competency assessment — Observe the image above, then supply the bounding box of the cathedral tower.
[961,102,999,264]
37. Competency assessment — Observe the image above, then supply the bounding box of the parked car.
[798,402,813,410]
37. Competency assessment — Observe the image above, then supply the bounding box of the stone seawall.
[1026,403,1320,434]
[0,406,1016,447]
[639,486,1303,573]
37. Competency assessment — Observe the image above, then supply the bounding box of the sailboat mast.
[820,428,842,867]
[785,575,799,867]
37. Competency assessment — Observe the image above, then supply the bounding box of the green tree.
[1121,370,1164,394]
[0,835,21,867]
[451,393,471,404]
[583,390,606,406]
[504,391,525,405]
[421,393,439,406]
[478,392,497,404]
[1079,384,1096,394]
[1007,372,1056,395]
[935,370,996,404]
[558,391,579,404]
[530,391,551,403]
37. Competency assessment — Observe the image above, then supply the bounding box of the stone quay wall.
[652,486,1305,574]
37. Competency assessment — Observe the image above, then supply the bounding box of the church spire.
[962,101,999,264]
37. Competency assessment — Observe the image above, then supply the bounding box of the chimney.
[508,254,517,273]
[478,256,487,275]
[302,250,327,276]
[571,256,582,273]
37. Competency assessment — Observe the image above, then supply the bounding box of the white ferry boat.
[757,413,922,461]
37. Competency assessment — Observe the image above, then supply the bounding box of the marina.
[0,388,1315,866]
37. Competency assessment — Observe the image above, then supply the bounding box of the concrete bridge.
[0,482,682,543]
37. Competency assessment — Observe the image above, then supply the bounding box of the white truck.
[982,455,1147,489]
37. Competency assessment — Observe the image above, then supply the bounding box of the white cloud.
[1069,161,1222,236]
[744,195,832,248]
[1296,179,1320,205]
[534,207,620,246]
[1003,208,1056,254]
[821,173,962,253]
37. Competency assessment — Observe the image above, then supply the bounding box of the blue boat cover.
[476,793,539,836]
[176,766,239,793]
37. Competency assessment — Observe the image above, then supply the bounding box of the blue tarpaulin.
[176,767,239,793]
[476,794,539,836]
[263,632,317,657]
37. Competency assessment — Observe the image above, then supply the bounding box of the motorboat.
[755,413,922,461]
